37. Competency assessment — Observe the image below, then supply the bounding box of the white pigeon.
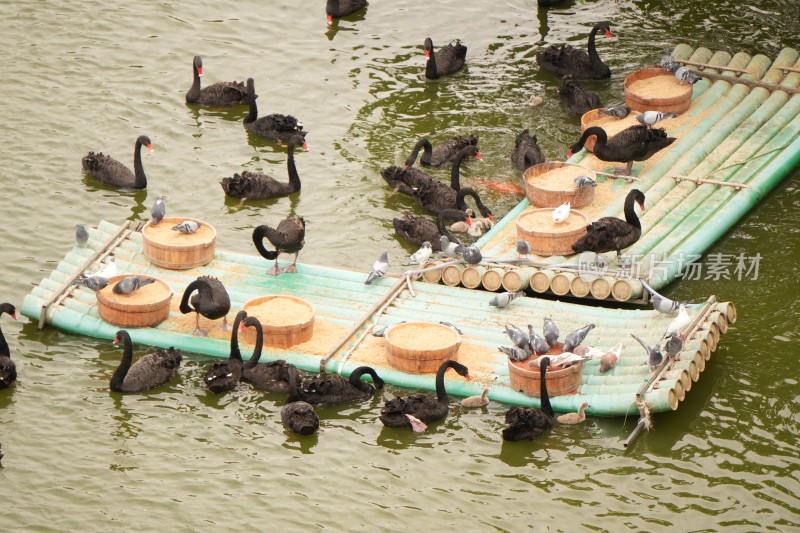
[552,201,571,224]
[93,257,117,279]
[636,111,677,129]
[664,304,691,338]
[528,352,583,368]
[365,250,389,285]
[407,241,432,266]
[489,291,524,308]
[172,220,199,234]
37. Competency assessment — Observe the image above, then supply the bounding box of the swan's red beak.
[488,215,494,222]
[567,149,574,158]
[639,201,646,212]
[197,67,203,76]
[403,163,411,170]
[327,15,333,25]
[605,29,612,40]
[113,335,120,345]
[465,217,473,227]
[11,311,17,320]
[146,144,154,152]
[465,373,473,381]
[475,151,483,161]
[425,50,431,60]
[239,322,246,332]
[302,142,309,151]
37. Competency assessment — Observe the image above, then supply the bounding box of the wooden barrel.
[243,295,315,348]
[384,322,461,374]
[481,268,505,292]
[611,278,641,302]
[142,217,216,269]
[96,275,172,328]
[441,263,464,287]
[569,275,591,298]
[508,358,583,397]
[461,265,486,289]
[522,162,596,208]
[502,268,534,292]
[624,67,692,114]
[516,208,588,257]
[550,271,576,296]
[528,269,551,293]
[422,261,444,284]
[590,276,615,300]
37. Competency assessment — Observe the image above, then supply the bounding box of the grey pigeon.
[664,332,683,359]
[112,276,156,295]
[640,279,685,315]
[516,240,532,258]
[527,324,550,355]
[599,104,631,119]
[504,324,529,349]
[574,175,597,188]
[660,47,679,73]
[675,66,701,84]
[463,245,482,265]
[632,333,663,372]
[406,241,432,266]
[636,111,677,129]
[365,250,389,285]
[172,220,199,234]
[499,345,531,362]
[372,321,406,337]
[440,235,464,259]
[151,195,166,225]
[75,274,108,291]
[563,324,596,352]
[489,291,524,308]
[542,318,559,348]
[75,224,89,247]
[439,321,463,335]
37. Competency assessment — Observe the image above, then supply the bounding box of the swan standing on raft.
[379,360,471,429]
[221,135,308,200]
[204,310,247,393]
[179,276,232,336]
[240,315,302,394]
[569,126,676,176]
[185,56,249,106]
[404,136,480,168]
[424,37,467,79]
[81,135,153,189]
[571,189,646,259]
[252,216,306,276]
[243,78,306,143]
[0,303,18,389]
[110,330,182,393]
[536,21,613,79]
[502,357,554,441]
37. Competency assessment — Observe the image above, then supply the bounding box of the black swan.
[424,37,467,79]
[282,368,320,435]
[393,208,469,251]
[536,21,613,79]
[502,357,554,441]
[511,129,546,172]
[379,360,471,428]
[241,315,302,393]
[252,216,306,276]
[326,0,368,24]
[559,75,603,115]
[243,78,306,143]
[110,330,182,393]
[204,311,247,393]
[298,366,385,405]
[380,163,438,197]
[185,56,249,106]
[221,135,308,199]
[569,126,676,176]
[81,135,153,189]
[411,145,487,215]
[571,188,646,257]
[404,136,480,168]
[179,276,232,336]
[0,303,17,389]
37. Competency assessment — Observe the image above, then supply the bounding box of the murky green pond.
[1,1,798,530]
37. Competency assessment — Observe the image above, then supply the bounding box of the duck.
[559,75,603,115]
[204,311,247,393]
[326,0,368,25]
[240,315,302,393]
[110,330,182,392]
[502,357,554,441]
[423,37,467,79]
[242,78,306,143]
[569,126,676,176]
[379,360,471,428]
[221,135,308,199]
[185,56,249,106]
[282,368,320,435]
[252,216,306,276]
[392,209,469,251]
[571,189,646,257]
[511,129,546,172]
[404,136,480,168]
[179,276,232,336]
[297,366,385,405]
[81,135,153,189]
[557,402,589,425]
[460,387,490,408]
[0,303,17,389]
[536,21,613,79]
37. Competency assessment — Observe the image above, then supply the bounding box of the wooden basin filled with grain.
[508,343,583,397]
[384,321,461,374]
[523,162,596,209]
[142,217,216,270]
[96,275,172,328]
[624,67,692,114]
[516,208,588,257]
[243,295,315,348]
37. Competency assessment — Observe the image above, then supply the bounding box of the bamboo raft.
[472,44,800,303]
[21,220,734,422]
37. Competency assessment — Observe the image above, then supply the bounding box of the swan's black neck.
[578,126,608,154]
[449,148,473,190]
[187,60,201,102]
[133,138,147,188]
[179,279,209,314]
[436,209,466,243]
[426,47,438,79]
[349,366,381,392]
[587,25,601,66]
[244,80,259,125]
[407,139,433,167]
[244,317,264,368]
[252,226,278,260]
[286,367,301,403]
[230,312,247,362]
[287,143,301,192]
[623,191,642,229]
[456,188,478,211]
[539,360,554,417]
[110,331,133,391]
[434,361,453,403]
[0,322,8,359]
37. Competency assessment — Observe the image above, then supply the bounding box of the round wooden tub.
[142,217,216,270]
[384,321,461,374]
[580,108,637,153]
[624,67,692,114]
[243,295,315,348]
[523,162,596,209]
[516,208,588,257]
[96,275,172,328]
[508,344,583,397]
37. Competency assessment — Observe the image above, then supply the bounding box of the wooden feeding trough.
[242,295,315,348]
[384,321,461,374]
[507,344,583,397]
[96,275,172,328]
[624,67,692,114]
[142,217,216,270]
[523,162,596,209]
[580,108,637,153]
[516,208,588,257]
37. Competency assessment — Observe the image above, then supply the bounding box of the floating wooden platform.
[20,220,735,418]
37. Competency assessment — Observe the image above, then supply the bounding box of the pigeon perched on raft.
[489,291,525,308]
[365,251,389,285]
